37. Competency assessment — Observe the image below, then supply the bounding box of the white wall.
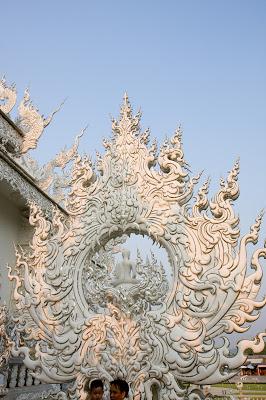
[0,194,32,310]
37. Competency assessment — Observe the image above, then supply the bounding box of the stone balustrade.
[7,358,41,389]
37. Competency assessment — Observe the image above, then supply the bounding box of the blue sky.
[1,1,266,338]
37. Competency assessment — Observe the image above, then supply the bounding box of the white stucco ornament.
[17,89,64,154]
[0,76,17,114]
[0,305,11,370]
[9,95,266,399]
[0,75,64,157]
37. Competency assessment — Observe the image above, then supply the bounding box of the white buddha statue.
[112,249,138,286]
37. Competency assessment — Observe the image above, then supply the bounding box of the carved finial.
[139,128,150,144]
[159,130,184,165]
[53,126,86,168]
[119,91,131,119]
[43,98,66,127]
[150,138,157,153]
[221,158,240,201]
[192,176,210,215]
[0,75,17,114]
[18,90,65,154]
[249,210,264,242]
[112,93,141,136]
[171,125,183,147]
[123,91,128,104]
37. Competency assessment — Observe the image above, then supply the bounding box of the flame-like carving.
[9,96,266,399]
[17,89,63,154]
[38,128,85,204]
[15,128,85,205]
[0,76,17,114]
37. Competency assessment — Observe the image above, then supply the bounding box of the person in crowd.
[84,379,104,400]
[110,379,129,400]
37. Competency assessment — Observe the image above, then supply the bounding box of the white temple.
[0,76,265,399]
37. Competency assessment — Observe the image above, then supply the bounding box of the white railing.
[7,358,41,389]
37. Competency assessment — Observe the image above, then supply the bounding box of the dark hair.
[84,379,103,393]
[110,379,129,396]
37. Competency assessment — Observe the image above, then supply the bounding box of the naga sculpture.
[0,76,17,115]
[8,94,266,399]
[0,76,76,207]
[0,76,63,155]
[17,88,64,154]
[17,128,85,206]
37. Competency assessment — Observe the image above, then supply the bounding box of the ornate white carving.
[15,384,63,400]
[83,248,168,314]
[17,89,63,154]
[112,249,138,285]
[0,305,11,370]
[0,77,65,157]
[0,304,11,398]
[0,155,66,218]
[9,95,266,399]
[0,76,17,114]
[16,129,85,206]
[0,114,22,154]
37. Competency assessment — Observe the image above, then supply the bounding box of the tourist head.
[110,379,129,400]
[85,379,104,400]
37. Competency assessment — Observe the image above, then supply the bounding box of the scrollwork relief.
[8,95,266,399]
[15,128,85,206]
[82,247,168,315]
[0,305,11,370]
